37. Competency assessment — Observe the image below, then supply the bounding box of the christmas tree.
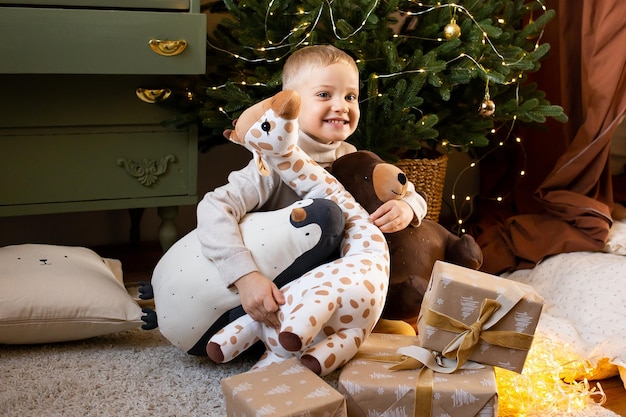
[192,0,567,162]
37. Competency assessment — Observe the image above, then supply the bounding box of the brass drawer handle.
[148,39,188,56]
[136,88,172,103]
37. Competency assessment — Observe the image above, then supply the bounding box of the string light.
[204,0,550,229]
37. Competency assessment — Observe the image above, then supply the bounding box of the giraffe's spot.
[314,271,325,278]
[325,354,337,370]
[327,301,335,311]
[372,234,385,242]
[350,299,359,309]
[229,336,238,344]
[362,308,371,319]
[298,174,307,181]
[293,158,305,173]
[323,326,334,335]
[258,142,274,151]
[309,316,317,326]
[353,233,362,239]
[339,277,352,285]
[250,128,262,139]
[345,202,355,209]
[340,315,354,324]
[268,337,278,347]
[285,120,296,133]
[310,173,318,181]
[363,280,376,294]
[291,303,304,314]
[277,161,291,171]
[326,341,335,348]
[315,289,330,297]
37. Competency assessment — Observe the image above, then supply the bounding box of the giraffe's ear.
[254,152,271,177]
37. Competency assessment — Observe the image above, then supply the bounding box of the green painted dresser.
[0,0,207,250]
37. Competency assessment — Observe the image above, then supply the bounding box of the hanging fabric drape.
[477,0,626,274]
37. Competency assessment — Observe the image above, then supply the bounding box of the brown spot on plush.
[268,337,278,347]
[285,121,295,133]
[315,289,330,296]
[277,161,291,171]
[293,159,305,173]
[258,142,273,151]
[340,315,353,324]
[230,336,238,344]
[350,299,359,309]
[324,354,337,370]
[327,301,335,311]
[339,277,352,285]
[309,316,317,326]
[362,308,371,319]
[364,280,376,293]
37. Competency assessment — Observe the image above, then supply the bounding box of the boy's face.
[293,62,360,144]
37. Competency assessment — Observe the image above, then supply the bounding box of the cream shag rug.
[0,328,262,417]
[0,328,618,417]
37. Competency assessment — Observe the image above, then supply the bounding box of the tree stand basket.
[395,153,448,222]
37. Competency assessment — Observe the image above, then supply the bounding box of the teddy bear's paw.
[278,331,302,352]
[300,354,322,376]
[140,307,158,330]
[206,342,225,363]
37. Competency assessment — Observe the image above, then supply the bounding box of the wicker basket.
[395,153,448,222]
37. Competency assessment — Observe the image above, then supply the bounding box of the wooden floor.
[93,241,626,417]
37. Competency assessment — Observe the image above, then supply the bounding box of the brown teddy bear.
[331,150,484,327]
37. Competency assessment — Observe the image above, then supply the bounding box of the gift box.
[417,261,544,373]
[338,333,498,417]
[222,358,347,417]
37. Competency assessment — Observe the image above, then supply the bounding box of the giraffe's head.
[224,90,302,176]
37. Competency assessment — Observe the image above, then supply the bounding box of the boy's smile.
[293,62,360,145]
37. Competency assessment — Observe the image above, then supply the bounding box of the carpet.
[1,328,618,417]
[0,328,260,417]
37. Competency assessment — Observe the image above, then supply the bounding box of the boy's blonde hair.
[282,45,359,90]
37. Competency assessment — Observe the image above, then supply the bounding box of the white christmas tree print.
[514,310,533,333]
[460,296,479,320]
[255,403,277,415]
[305,386,333,399]
[394,384,413,401]
[340,379,364,396]
[280,363,306,376]
[265,384,291,395]
[231,381,253,397]
[451,388,479,407]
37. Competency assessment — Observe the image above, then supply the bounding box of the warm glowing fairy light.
[496,337,606,417]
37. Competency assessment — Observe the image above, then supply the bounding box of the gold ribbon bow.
[424,297,534,368]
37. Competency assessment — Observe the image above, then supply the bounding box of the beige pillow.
[0,244,143,344]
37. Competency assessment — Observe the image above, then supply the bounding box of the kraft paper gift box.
[417,261,544,373]
[337,333,498,417]
[221,357,347,417]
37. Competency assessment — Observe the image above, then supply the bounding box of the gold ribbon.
[424,297,534,368]
[356,353,432,417]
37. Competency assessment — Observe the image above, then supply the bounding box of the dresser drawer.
[0,6,207,74]
[0,127,197,211]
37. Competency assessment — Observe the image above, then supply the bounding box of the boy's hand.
[234,271,285,328]
[369,200,414,233]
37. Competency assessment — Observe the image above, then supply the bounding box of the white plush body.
[207,90,390,376]
[152,198,337,353]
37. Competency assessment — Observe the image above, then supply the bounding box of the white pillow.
[0,244,143,344]
[506,249,626,386]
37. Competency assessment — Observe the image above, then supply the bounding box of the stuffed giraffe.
[206,90,391,376]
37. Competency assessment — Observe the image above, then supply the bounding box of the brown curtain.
[475,0,626,274]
